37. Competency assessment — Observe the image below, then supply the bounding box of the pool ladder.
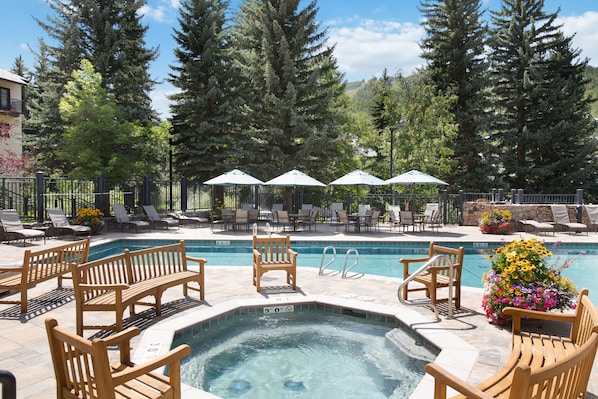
[319,246,360,278]
[397,254,455,319]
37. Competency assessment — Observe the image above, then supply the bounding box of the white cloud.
[558,11,598,66]
[328,19,425,81]
[150,84,179,119]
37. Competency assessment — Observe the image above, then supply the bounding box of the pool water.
[89,239,598,303]
[172,309,435,399]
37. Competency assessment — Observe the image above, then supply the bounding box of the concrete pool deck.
[1,222,597,398]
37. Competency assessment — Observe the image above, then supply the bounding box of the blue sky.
[2,0,597,118]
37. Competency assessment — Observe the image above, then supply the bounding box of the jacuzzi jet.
[284,380,306,392]
[228,379,251,396]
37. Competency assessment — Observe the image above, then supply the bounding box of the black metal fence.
[0,172,584,225]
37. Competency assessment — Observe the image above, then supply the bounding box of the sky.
[2,0,598,118]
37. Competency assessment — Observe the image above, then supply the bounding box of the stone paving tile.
[0,224,596,398]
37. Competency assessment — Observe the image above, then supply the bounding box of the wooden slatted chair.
[45,318,191,399]
[252,234,297,291]
[400,242,464,309]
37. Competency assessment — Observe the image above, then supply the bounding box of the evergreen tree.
[489,0,597,193]
[419,0,493,191]
[29,0,158,174]
[230,0,345,181]
[59,59,135,181]
[169,0,238,180]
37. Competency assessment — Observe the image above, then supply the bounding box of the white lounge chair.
[113,204,151,232]
[143,205,179,229]
[550,204,588,234]
[46,208,91,238]
[0,209,46,246]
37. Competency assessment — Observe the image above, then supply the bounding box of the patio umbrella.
[203,169,264,186]
[329,169,386,186]
[385,170,448,211]
[264,169,326,212]
[385,169,448,186]
[264,169,326,187]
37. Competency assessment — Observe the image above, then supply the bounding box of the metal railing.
[397,254,455,319]
[0,173,587,225]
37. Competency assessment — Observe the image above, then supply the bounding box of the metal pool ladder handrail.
[319,246,337,275]
[319,246,360,279]
[397,254,454,319]
[341,248,359,279]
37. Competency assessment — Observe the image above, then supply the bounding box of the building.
[0,68,28,175]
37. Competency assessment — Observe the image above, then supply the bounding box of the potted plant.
[479,208,513,234]
[74,207,104,234]
[481,238,577,326]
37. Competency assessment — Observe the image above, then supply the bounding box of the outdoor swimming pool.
[171,304,437,398]
[89,239,598,303]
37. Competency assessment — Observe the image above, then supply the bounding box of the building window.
[0,87,10,110]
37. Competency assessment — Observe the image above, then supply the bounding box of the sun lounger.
[550,204,588,234]
[113,204,151,232]
[143,205,179,229]
[518,219,555,235]
[0,209,46,246]
[46,208,92,238]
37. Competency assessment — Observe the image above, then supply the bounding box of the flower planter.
[481,238,577,326]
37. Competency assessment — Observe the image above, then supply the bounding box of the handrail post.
[397,254,454,319]
[0,370,16,399]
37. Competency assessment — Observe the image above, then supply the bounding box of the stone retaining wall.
[463,202,586,229]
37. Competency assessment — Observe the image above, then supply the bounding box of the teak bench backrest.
[74,240,192,303]
[126,241,190,281]
[23,237,91,285]
[0,237,90,313]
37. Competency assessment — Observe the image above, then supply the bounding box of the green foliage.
[28,0,159,175]
[489,0,598,193]
[419,0,493,191]
[59,59,167,181]
[230,0,345,182]
[169,0,239,181]
[364,72,458,187]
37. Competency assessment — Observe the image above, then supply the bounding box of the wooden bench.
[425,288,598,399]
[71,240,206,335]
[400,242,464,309]
[252,234,297,291]
[0,237,91,313]
[46,318,190,399]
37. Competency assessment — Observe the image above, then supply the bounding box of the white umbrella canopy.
[264,169,326,187]
[385,169,448,185]
[203,169,264,186]
[329,169,386,186]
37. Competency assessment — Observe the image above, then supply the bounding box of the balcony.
[0,98,25,115]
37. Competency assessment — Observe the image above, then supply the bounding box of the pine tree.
[29,0,158,174]
[419,0,493,191]
[230,0,345,181]
[168,0,238,180]
[489,0,597,193]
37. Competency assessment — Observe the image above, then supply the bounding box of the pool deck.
[1,222,597,398]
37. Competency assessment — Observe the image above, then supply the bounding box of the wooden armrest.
[102,327,140,347]
[185,256,207,272]
[79,283,130,291]
[503,306,576,334]
[400,256,430,277]
[111,344,191,385]
[0,266,23,273]
[400,257,430,265]
[287,249,298,258]
[424,363,494,399]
